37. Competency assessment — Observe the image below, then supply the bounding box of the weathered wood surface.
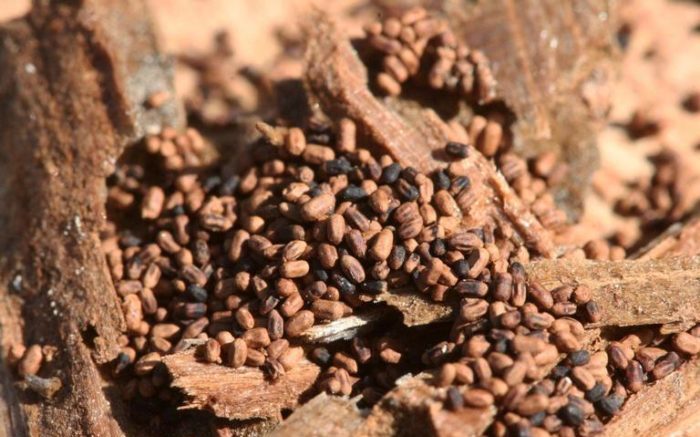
[0,0,180,435]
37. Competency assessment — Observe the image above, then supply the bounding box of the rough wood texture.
[601,359,700,437]
[528,256,700,327]
[375,290,453,327]
[447,0,616,218]
[299,306,392,343]
[0,1,180,436]
[268,393,364,437]
[632,212,700,260]
[163,350,320,420]
[595,216,700,435]
[359,373,495,437]
[304,10,555,257]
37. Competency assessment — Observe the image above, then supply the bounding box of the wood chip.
[163,350,320,420]
[269,393,364,437]
[601,359,700,437]
[359,373,495,437]
[528,256,700,327]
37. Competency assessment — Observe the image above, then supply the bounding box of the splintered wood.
[304,11,555,258]
[601,359,700,437]
[360,374,495,437]
[164,350,320,420]
[528,256,700,327]
[269,393,364,437]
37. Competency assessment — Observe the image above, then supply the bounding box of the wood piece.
[596,216,700,434]
[632,212,700,260]
[269,393,364,437]
[446,0,615,219]
[358,373,495,437]
[374,290,453,327]
[163,350,320,420]
[528,256,700,327]
[303,11,555,257]
[600,359,700,437]
[0,1,180,436]
[299,306,392,343]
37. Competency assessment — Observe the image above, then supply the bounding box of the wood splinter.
[163,350,320,420]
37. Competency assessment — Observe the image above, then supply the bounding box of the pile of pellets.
[101,116,700,436]
[362,7,497,103]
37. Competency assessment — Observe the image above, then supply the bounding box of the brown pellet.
[278,346,304,370]
[285,127,306,156]
[311,300,346,321]
[280,260,310,279]
[203,339,221,363]
[673,332,700,355]
[300,193,335,222]
[18,345,43,377]
[246,348,266,367]
[340,255,365,283]
[227,339,247,368]
[242,328,271,349]
[463,388,495,407]
[285,310,315,337]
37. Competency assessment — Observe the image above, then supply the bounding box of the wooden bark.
[631,212,700,260]
[303,10,555,258]
[163,350,320,421]
[0,0,181,435]
[358,373,495,437]
[446,0,615,218]
[528,256,700,327]
[268,393,364,437]
[596,216,700,436]
[601,359,700,437]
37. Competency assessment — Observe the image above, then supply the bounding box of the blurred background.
[1,0,699,243]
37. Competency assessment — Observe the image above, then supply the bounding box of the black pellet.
[308,186,324,197]
[433,170,451,190]
[114,352,131,374]
[400,166,418,183]
[551,365,570,380]
[332,272,357,295]
[310,347,332,365]
[493,338,509,353]
[361,280,388,295]
[119,232,142,248]
[585,383,607,403]
[450,175,471,194]
[324,157,353,175]
[430,239,446,257]
[259,295,280,314]
[559,403,585,426]
[453,259,470,278]
[568,350,590,366]
[509,261,527,283]
[186,284,208,303]
[340,185,368,202]
[596,394,623,416]
[530,412,546,427]
[202,175,222,193]
[218,175,240,195]
[396,179,419,201]
[445,141,469,159]
[388,245,407,270]
[513,422,532,437]
[446,386,464,411]
[313,267,329,282]
[380,163,402,184]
